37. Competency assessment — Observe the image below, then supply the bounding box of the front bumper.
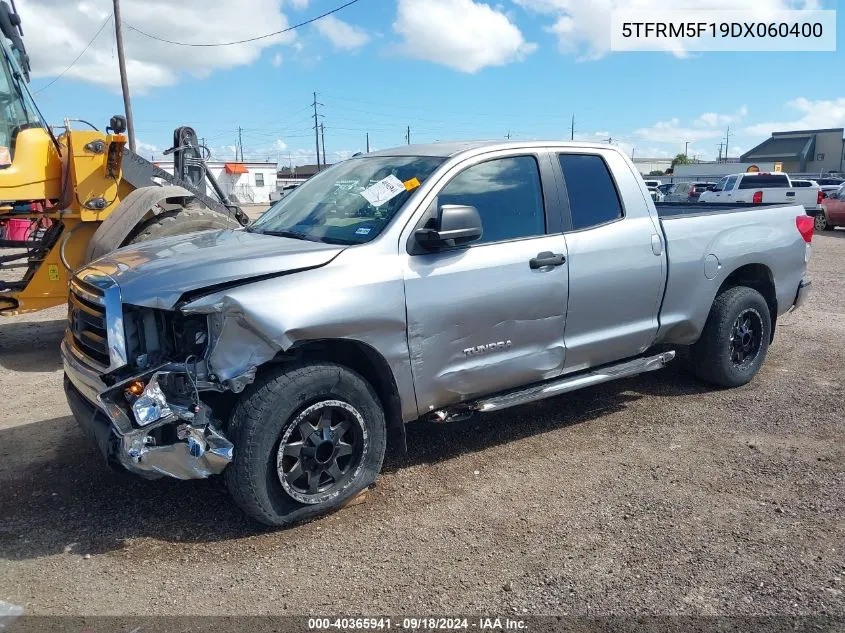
[62,338,233,480]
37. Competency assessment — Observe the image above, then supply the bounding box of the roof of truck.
[365,140,616,158]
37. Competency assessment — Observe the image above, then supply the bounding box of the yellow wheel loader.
[0,2,247,316]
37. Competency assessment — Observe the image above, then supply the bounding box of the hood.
[82,229,346,309]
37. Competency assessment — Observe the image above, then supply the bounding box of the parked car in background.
[63,140,813,526]
[648,186,664,202]
[663,182,716,202]
[814,182,845,231]
[657,183,674,196]
[699,172,823,212]
[269,184,300,203]
[643,179,661,189]
[790,179,818,188]
[813,178,844,198]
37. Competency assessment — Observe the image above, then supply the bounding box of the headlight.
[131,374,173,426]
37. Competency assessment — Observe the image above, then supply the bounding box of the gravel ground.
[0,231,843,616]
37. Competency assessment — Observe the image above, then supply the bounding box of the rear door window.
[558,154,623,230]
[724,176,738,191]
[737,174,790,189]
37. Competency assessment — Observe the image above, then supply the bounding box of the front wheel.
[225,363,387,526]
[691,286,771,388]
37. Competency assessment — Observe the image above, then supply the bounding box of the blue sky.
[20,0,845,166]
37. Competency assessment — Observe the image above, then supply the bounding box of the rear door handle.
[529,251,566,269]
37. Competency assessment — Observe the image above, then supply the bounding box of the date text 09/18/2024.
[307,618,527,630]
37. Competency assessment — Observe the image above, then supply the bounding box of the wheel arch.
[269,338,407,452]
[717,263,777,341]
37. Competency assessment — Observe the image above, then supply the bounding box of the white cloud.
[314,15,370,50]
[393,0,536,73]
[273,139,288,151]
[271,52,283,67]
[22,0,297,93]
[693,105,748,128]
[136,140,160,156]
[288,0,310,8]
[514,0,820,59]
[745,98,845,136]
[635,107,748,144]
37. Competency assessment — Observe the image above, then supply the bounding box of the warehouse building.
[740,128,844,175]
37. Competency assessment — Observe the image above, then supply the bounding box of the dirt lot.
[0,231,843,616]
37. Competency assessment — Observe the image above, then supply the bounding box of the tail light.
[817,189,824,204]
[690,189,700,198]
[752,191,763,204]
[796,215,814,243]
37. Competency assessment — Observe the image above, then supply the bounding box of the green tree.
[647,170,664,176]
[671,153,690,168]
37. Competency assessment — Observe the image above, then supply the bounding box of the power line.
[125,0,363,47]
[34,14,113,94]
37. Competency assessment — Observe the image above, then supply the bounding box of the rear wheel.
[126,206,240,244]
[225,362,387,527]
[814,211,832,231]
[691,286,771,388]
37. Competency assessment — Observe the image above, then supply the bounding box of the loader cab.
[0,27,44,168]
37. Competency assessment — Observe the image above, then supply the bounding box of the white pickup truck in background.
[699,172,823,212]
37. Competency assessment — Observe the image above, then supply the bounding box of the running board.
[474,351,676,413]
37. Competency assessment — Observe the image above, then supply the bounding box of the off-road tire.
[691,286,771,388]
[126,206,240,244]
[813,211,832,232]
[224,363,387,527]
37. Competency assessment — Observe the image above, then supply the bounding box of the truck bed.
[655,202,794,218]
[654,202,808,347]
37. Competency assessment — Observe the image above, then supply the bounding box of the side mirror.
[414,204,483,250]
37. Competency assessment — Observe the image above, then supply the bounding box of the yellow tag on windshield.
[403,177,420,191]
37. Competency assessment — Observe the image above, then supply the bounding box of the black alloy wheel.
[276,399,367,505]
[728,308,763,367]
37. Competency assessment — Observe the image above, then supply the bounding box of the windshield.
[0,38,43,165]
[250,155,445,245]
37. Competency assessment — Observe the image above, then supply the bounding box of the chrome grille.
[68,279,110,369]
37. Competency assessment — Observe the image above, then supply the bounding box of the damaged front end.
[63,277,240,480]
[103,369,234,480]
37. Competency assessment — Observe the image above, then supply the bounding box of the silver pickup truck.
[62,141,813,526]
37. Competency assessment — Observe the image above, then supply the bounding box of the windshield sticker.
[355,227,372,235]
[403,177,421,191]
[360,175,407,207]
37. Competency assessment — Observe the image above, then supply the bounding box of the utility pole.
[684,140,690,158]
[724,126,731,161]
[238,126,243,162]
[366,132,369,153]
[717,142,724,163]
[405,125,410,145]
[112,0,136,152]
[570,114,575,141]
[631,147,635,160]
[312,92,323,171]
[320,122,326,167]
[506,131,511,140]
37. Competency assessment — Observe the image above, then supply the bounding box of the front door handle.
[529,251,566,269]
